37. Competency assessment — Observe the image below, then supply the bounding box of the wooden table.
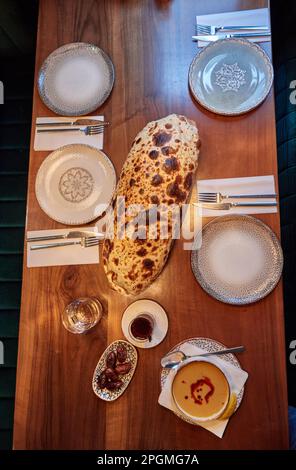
[13,0,289,449]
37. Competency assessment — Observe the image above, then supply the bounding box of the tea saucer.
[121,299,168,349]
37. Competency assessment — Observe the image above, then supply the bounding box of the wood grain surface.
[13,0,289,449]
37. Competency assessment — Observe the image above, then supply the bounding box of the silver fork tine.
[86,126,104,136]
[196,25,211,33]
[88,130,104,135]
[85,237,102,241]
[199,192,216,196]
[84,240,100,247]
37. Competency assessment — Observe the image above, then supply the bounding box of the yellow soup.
[172,361,230,419]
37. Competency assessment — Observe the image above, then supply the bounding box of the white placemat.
[158,341,248,438]
[34,116,104,151]
[197,175,277,217]
[196,8,270,47]
[27,227,100,267]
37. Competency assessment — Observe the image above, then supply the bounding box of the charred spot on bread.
[184,172,193,190]
[165,123,173,129]
[149,150,159,160]
[166,181,186,203]
[151,174,164,186]
[143,258,154,270]
[175,175,182,184]
[137,247,147,257]
[153,131,172,147]
[103,239,114,259]
[114,258,119,266]
[151,195,160,205]
[130,178,136,187]
[161,146,176,156]
[128,272,137,281]
[163,156,179,174]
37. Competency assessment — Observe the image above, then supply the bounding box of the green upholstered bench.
[0,0,38,449]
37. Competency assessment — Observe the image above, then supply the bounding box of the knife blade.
[194,202,277,210]
[192,32,271,42]
[27,230,104,242]
[36,119,109,127]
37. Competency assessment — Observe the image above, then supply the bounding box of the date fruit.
[106,351,117,369]
[114,362,132,375]
[97,371,108,389]
[105,368,118,382]
[106,380,123,391]
[116,345,127,363]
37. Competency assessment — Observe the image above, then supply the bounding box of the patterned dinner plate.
[160,337,244,426]
[189,38,273,115]
[35,144,116,225]
[191,215,283,305]
[92,340,138,402]
[38,42,115,115]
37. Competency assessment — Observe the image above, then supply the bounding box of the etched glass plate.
[189,38,273,115]
[35,144,116,225]
[38,43,115,115]
[191,215,283,305]
[160,337,244,426]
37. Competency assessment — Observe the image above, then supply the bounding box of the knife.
[36,119,109,127]
[192,32,271,42]
[27,230,104,242]
[194,202,277,210]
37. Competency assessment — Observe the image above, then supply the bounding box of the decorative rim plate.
[121,299,168,349]
[160,337,244,426]
[38,42,115,115]
[191,215,283,305]
[189,38,273,116]
[92,340,138,401]
[35,143,116,225]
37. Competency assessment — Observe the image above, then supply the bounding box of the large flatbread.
[103,114,200,295]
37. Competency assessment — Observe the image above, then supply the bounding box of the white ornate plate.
[38,42,115,115]
[189,38,273,115]
[160,337,244,426]
[92,340,138,401]
[191,215,283,305]
[35,144,116,225]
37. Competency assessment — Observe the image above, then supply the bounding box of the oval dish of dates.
[92,340,138,401]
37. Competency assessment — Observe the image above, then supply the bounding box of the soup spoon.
[161,346,245,369]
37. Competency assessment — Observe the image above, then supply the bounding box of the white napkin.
[27,227,100,268]
[34,116,105,151]
[197,175,277,217]
[158,342,248,438]
[196,8,270,47]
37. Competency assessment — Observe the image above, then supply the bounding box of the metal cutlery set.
[36,119,109,136]
[27,230,104,250]
[193,23,270,42]
[196,192,277,211]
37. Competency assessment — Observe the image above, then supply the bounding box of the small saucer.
[121,299,168,349]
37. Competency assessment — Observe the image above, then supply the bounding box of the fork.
[198,192,277,203]
[195,202,277,211]
[37,125,105,135]
[30,236,101,250]
[196,24,269,36]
